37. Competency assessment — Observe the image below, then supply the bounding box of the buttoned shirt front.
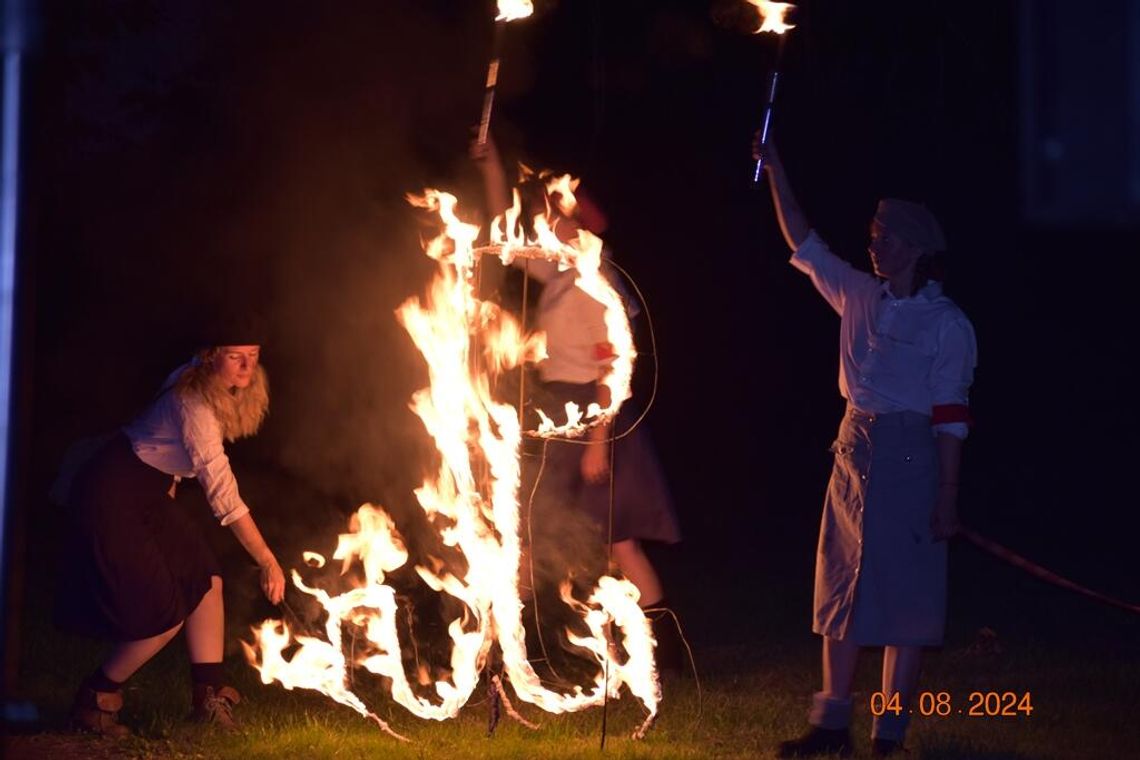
[791,231,977,439]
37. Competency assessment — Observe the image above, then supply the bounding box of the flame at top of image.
[496,0,534,22]
[747,0,795,34]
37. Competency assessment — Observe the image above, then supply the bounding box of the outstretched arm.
[229,513,285,604]
[754,136,810,251]
[178,393,285,604]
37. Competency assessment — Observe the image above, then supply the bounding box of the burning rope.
[507,251,673,746]
[958,527,1140,615]
[476,249,660,446]
[246,188,664,741]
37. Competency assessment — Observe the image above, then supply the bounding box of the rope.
[599,415,617,751]
[640,605,704,729]
[513,254,666,745]
[524,437,572,687]
[523,256,659,448]
[958,527,1140,615]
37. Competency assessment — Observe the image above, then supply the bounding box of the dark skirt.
[521,380,681,545]
[55,433,222,640]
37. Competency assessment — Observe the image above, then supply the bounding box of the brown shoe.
[190,684,241,729]
[71,687,131,738]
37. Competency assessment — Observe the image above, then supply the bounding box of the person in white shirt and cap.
[471,135,684,673]
[56,318,285,736]
[755,139,977,758]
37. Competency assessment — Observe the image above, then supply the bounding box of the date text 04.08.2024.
[870,691,1033,717]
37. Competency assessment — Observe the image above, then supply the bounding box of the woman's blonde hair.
[175,348,269,441]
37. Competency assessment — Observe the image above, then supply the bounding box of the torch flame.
[496,0,534,23]
[245,182,658,738]
[747,0,795,34]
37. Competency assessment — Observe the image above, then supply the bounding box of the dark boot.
[71,686,131,738]
[190,684,241,729]
[776,726,853,758]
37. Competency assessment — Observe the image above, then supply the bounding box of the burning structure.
[244,178,660,740]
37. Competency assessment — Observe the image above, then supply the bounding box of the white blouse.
[515,258,610,384]
[122,365,251,525]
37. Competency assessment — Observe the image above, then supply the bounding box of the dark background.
[6,0,1140,675]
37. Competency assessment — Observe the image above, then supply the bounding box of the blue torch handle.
[752,68,781,186]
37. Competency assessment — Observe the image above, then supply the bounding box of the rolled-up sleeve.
[790,230,874,316]
[177,394,250,525]
[930,315,978,440]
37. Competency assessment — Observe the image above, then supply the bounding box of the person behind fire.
[471,135,684,672]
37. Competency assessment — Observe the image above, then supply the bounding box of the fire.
[496,0,534,23]
[245,183,659,739]
[487,175,635,438]
[747,0,795,34]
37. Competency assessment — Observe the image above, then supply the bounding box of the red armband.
[931,404,973,427]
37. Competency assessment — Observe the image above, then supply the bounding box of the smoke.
[35,2,496,509]
[32,1,627,661]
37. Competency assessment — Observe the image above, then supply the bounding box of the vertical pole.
[1,0,31,724]
[0,0,26,587]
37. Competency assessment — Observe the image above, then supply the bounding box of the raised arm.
[755,136,875,315]
[754,137,810,251]
[470,134,512,221]
[470,133,561,283]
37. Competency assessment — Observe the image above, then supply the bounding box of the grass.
[6,474,1140,758]
[8,580,1140,759]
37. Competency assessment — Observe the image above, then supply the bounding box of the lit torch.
[477,0,535,146]
[747,1,795,185]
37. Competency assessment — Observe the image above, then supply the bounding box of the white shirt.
[516,258,610,384]
[122,365,251,525]
[792,231,977,439]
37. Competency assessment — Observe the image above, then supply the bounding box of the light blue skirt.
[813,406,946,646]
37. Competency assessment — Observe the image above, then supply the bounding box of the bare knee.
[610,539,645,563]
[158,620,185,643]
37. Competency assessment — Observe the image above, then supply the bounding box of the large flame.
[487,178,635,438]
[747,0,795,34]
[245,184,658,739]
[496,0,534,23]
